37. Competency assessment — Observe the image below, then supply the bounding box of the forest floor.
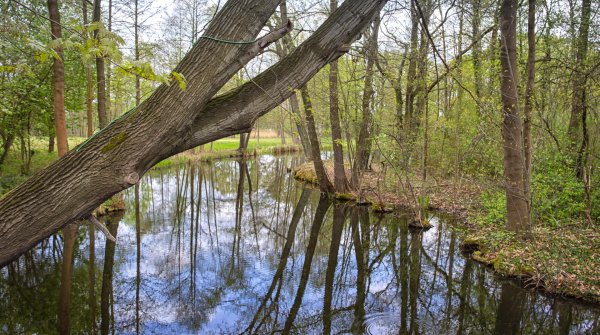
[293,161,600,305]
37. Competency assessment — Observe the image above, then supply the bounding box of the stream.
[1,154,599,334]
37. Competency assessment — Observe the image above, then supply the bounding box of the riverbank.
[293,161,600,305]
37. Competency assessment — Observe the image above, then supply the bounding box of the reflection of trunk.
[100,214,122,335]
[399,221,408,335]
[499,0,530,234]
[246,188,312,333]
[88,224,97,334]
[350,207,369,334]
[456,257,473,334]
[493,282,525,335]
[408,230,422,334]
[135,183,141,334]
[323,203,346,334]
[283,196,331,334]
[57,224,79,335]
[301,86,334,193]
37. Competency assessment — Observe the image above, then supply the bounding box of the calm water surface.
[1,155,599,334]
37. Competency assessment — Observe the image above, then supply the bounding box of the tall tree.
[523,0,536,207]
[82,0,94,137]
[328,0,350,193]
[47,0,68,157]
[93,0,108,129]
[352,15,380,187]
[567,0,591,178]
[499,0,530,235]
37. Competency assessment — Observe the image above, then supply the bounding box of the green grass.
[0,136,298,194]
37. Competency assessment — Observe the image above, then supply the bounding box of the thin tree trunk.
[328,0,350,193]
[404,0,419,130]
[568,0,591,178]
[499,0,530,235]
[352,15,380,187]
[93,0,108,129]
[523,0,536,207]
[48,0,68,157]
[0,0,387,266]
[471,0,483,116]
[83,0,94,137]
[301,85,335,193]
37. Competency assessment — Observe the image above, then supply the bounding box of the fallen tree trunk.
[0,0,387,266]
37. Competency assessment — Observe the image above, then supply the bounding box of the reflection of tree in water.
[1,155,600,334]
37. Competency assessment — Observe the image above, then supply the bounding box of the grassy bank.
[0,136,299,194]
[293,161,600,304]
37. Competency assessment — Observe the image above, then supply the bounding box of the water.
[1,154,599,334]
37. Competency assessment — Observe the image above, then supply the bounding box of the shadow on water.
[1,154,600,334]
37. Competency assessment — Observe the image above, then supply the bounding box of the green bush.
[531,153,585,226]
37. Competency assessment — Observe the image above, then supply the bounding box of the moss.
[335,192,356,201]
[101,133,128,153]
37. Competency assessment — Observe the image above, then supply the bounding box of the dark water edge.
[1,154,599,334]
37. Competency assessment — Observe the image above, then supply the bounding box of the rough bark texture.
[568,0,591,178]
[523,0,535,206]
[352,16,380,187]
[0,0,388,266]
[499,0,530,235]
[83,0,94,137]
[301,85,335,193]
[93,0,108,129]
[47,0,68,157]
[277,1,312,159]
[328,0,349,193]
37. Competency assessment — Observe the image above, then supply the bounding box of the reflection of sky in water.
[1,155,600,334]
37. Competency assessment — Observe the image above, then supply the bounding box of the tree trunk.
[301,85,335,193]
[471,0,483,117]
[93,0,108,129]
[48,0,68,157]
[523,0,535,206]
[568,0,591,178]
[83,0,94,137]
[0,0,387,266]
[328,0,350,193]
[352,15,380,187]
[499,0,530,235]
[404,0,419,130]
[277,1,312,159]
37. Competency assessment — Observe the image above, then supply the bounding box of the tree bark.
[499,0,530,235]
[523,0,535,207]
[83,0,94,137]
[568,0,591,178]
[0,0,387,266]
[93,0,108,129]
[301,85,335,193]
[352,15,380,187]
[328,0,350,193]
[48,0,69,157]
[276,1,312,159]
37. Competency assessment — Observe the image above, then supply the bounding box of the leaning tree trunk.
[499,0,530,235]
[0,0,388,266]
